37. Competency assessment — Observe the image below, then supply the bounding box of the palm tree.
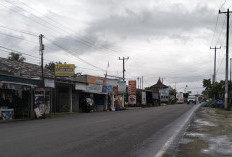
[8,52,26,62]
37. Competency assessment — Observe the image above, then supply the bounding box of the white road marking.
[154,104,201,157]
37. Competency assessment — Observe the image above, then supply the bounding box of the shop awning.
[0,81,37,90]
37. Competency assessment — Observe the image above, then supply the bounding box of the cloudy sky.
[0,0,231,94]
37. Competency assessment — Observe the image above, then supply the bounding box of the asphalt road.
[0,104,199,157]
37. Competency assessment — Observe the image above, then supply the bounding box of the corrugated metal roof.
[0,57,54,78]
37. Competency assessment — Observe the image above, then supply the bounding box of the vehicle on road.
[187,95,196,104]
[80,97,94,112]
[176,92,184,104]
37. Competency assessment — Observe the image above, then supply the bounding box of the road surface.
[0,104,200,157]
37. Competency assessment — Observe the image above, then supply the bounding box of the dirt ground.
[175,106,232,157]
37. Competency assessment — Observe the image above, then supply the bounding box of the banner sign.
[44,79,54,88]
[86,84,103,93]
[128,80,136,104]
[142,91,146,105]
[118,81,126,94]
[75,83,87,91]
[105,79,118,87]
[159,88,169,102]
[55,64,75,76]
[102,86,113,93]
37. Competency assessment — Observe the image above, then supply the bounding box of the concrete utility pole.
[119,57,129,81]
[137,77,140,89]
[219,9,232,110]
[210,46,221,84]
[39,34,45,87]
[142,76,143,89]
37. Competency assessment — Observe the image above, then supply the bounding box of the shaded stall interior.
[0,83,33,119]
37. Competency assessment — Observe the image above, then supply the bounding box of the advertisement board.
[102,86,113,93]
[86,84,103,93]
[159,88,169,102]
[176,92,184,103]
[128,80,136,95]
[128,95,136,104]
[118,81,126,94]
[142,91,146,105]
[128,80,136,104]
[75,83,87,91]
[55,64,75,76]
[113,87,118,95]
[44,79,54,88]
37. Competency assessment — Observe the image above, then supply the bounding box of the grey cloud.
[46,32,115,55]
[87,5,215,40]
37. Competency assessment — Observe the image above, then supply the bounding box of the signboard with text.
[55,64,75,77]
[118,81,126,94]
[128,80,136,104]
[102,86,113,93]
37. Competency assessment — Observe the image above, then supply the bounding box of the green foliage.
[202,79,225,100]
[8,52,26,62]
[136,89,142,104]
[203,79,211,90]
[44,61,62,72]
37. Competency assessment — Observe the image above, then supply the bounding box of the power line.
[44,37,106,72]
[215,16,226,46]
[0,45,120,74]
[0,24,38,37]
[4,0,121,57]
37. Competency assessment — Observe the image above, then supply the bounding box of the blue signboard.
[102,85,113,93]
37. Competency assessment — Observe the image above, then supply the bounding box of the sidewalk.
[175,106,232,157]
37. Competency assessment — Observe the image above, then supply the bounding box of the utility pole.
[210,46,221,84]
[219,9,232,110]
[142,76,143,90]
[119,57,129,81]
[137,77,140,89]
[39,34,45,87]
[140,77,142,89]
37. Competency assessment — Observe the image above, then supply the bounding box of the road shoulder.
[175,106,232,157]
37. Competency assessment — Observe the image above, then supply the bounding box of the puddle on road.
[194,119,217,127]
[179,138,194,144]
[184,132,206,138]
[202,135,232,156]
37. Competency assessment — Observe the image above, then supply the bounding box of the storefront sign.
[86,84,103,93]
[55,64,75,76]
[102,86,113,93]
[75,83,87,91]
[96,80,103,85]
[118,81,126,94]
[44,79,54,88]
[142,91,146,105]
